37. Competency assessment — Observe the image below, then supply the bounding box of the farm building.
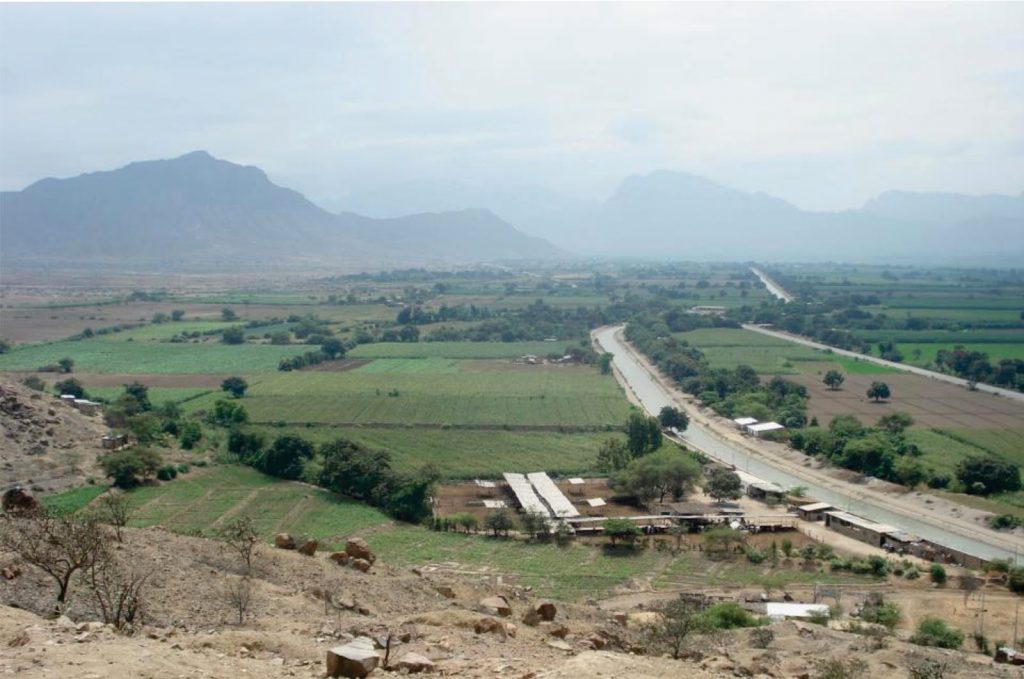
[733,417,759,429]
[764,603,829,622]
[735,470,786,502]
[746,421,785,437]
[689,305,727,316]
[794,502,832,521]
[824,511,897,548]
[73,399,101,415]
[101,433,130,450]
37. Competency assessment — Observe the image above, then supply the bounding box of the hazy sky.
[2,2,1022,210]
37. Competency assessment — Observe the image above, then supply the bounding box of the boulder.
[612,612,627,626]
[535,601,557,621]
[345,537,376,564]
[480,595,511,617]
[297,539,319,556]
[547,639,572,652]
[546,624,569,639]
[334,593,356,610]
[434,585,456,599]
[474,617,504,636]
[326,637,380,678]
[274,533,296,550]
[352,558,372,573]
[2,487,40,515]
[521,609,541,627]
[587,634,606,650]
[330,552,351,566]
[394,651,435,674]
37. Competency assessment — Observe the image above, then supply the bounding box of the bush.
[904,566,920,580]
[745,547,765,564]
[749,627,774,649]
[1007,566,1024,593]
[176,463,190,474]
[102,448,163,488]
[156,464,178,481]
[929,564,947,585]
[860,597,901,629]
[699,602,763,630]
[909,617,964,649]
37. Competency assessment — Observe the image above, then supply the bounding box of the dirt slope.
[0,379,108,494]
[1,525,1016,678]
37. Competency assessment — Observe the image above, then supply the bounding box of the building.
[794,502,832,522]
[824,510,897,548]
[735,470,786,501]
[765,603,829,621]
[746,422,785,437]
[733,417,758,430]
[73,399,101,415]
[689,305,727,316]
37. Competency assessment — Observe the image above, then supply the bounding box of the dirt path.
[742,323,1024,403]
[594,325,1024,564]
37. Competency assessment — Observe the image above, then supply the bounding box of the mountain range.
[0,151,563,267]
[2,151,1021,267]
[341,171,1024,263]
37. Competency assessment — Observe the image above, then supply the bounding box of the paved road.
[750,266,793,302]
[742,324,1024,404]
[594,324,1022,564]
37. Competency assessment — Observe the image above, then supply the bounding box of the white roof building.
[734,417,759,426]
[747,422,785,435]
[765,603,829,621]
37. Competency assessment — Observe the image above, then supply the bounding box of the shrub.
[156,465,178,481]
[1008,566,1024,593]
[929,564,947,585]
[700,602,763,630]
[904,566,920,580]
[745,547,765,564]
[860,597,901,629]
[749,627,774,649]
[909,617,964,649]
[176,463,190,474]
[101,448,163,488]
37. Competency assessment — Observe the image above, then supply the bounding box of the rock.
[546,624,569,639]
[547,640,572,652]
[73,632,91,643]
[2,566,20,580]
[326,637,380,678]
[345,537,376,564]
[2,487,40,515]
[480,595,511,617]
[473,617,506,636]
[56,615,76,630]
[521,609,541,627]
[335,593,356,610]
[394,652,435,674]
[504,622,517,638]
[274,533,296,550]
[587,634,606,650]
[434,585,456,599]
[297,539,319,556]
[352,558,372,573]
[330,552,351,566]
[612,612,627,626]
[76,621,104,633]
[535,601,557,621]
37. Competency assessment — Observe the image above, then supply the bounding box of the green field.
[349,341,573,359]
[248,426,611,478]
[196,362,629,427]
[86,386,212,406]
[101,321,237,341]
[0,339,310,374]
[354,358,461,374]
[895,342,1024,367]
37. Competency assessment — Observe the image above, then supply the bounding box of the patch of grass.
[897,342,1024,367]
[41,485,108,514]
[0,339,311,374]
[354,358,461,374]
[247,426,613,478]
[85,386,213,406]
[932,428,1024,468]
[905,429,991,477]
[101,321,236,342]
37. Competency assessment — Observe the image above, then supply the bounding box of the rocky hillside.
[0,379,107,494]
[0,523,1010,678]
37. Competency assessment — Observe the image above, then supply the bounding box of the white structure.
[765,603,829,621]
[734,417,758,428]
[586,498,606,508]
[567,478,585,485]
[482,500,507,509]
[502,473,550,516]
[527,472,580,518]
[474,480,496,488]
[746,421,785,436]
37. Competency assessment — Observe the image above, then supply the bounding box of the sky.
[1,2,1023,211]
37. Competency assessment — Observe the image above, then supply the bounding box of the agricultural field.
[189,361,629,427]
[246,426,612,478]
[349,341,571,359]
[0,338,311,374]
[85,385,213,407]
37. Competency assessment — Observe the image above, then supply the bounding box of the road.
[742,323,1024,404]
[749,266,793,302]
[593,324,1024,564]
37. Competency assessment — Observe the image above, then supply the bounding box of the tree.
[877,412,914,434]
[909,617,964,649]
[612,450,701,503]
[221,307,238,321]
[823,370,845,391]
[123,381,152,412]
[223,576,254,625]
[57,357,75,374]
[658,406,689,431]
[929,564,947,585]
[86,552,150,630]
[520,511,549,540]
[98,493,134,543]
[219,515,259,575]
[866,381,891,402]
[645,595,710,659]
[956,456,1022,495]
[220,376,249,398]
[171,309,185,321]
[321,337,345,359]
[0,510,107,611]
[101,448,163,488]
[259,435,314,480]
[484,508,515,537]
[595,438,631,474]
[54,377,86,398]
[0,339,10,354]
[603,518,641,547]
[625,411,663,457]
[597,353,613,375]
[179,421,202,449]
[210,399,249,427]
[705,468,742,504]
[221,327,245,345]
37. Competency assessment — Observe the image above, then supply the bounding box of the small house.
[733,417,759,430]
[73,399,100,415]
[765,603,829,621]
[746,421,785,437]
[795,502,832,522]
[824,510,896,548]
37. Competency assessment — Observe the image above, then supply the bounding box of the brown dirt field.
[1,372,232,389]
[790,372,1024,428]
